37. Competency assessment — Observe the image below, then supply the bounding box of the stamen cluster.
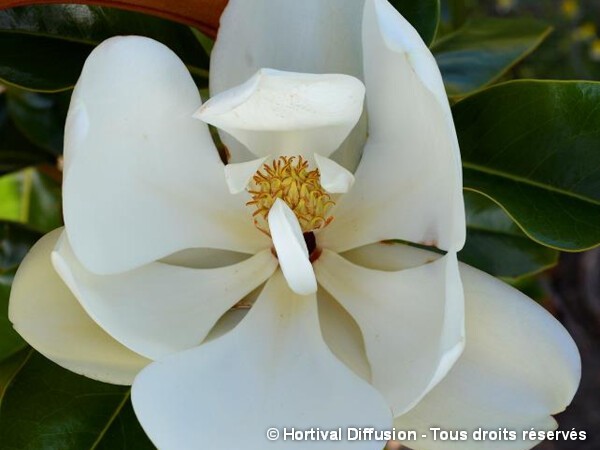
[247,156,335,235]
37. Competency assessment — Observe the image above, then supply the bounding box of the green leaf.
[6,88,70,155]
[0,34,90,93]
[454,80,600,252]
[0,169,62,233]
[0,352,154,449]
[0,221,42,272]
[0,219,42,362]
[460,191,559,280]
[0,95,54,174]
[390,0,440,46]
[0,4,209,92]
[0,348,30,400]
[432,18,552,97]
[93,394,156,450]
[0,271,26,361]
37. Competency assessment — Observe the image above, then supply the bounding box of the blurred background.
[442,0,600,80]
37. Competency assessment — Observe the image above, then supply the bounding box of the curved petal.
[340,242,580,447]
[314,249,464,415]
[317,288,371,382]
[393,264,581,450]
[52,232,278,360]
[223,157,269,194]
[211,0,366,163]
[8,229,150,385]
[329,108,369,173]
[315,154,356,193]
[204,308,249,342]
[160,247,251,269]
[212,0,365,85]
[342,241,442,271]
[197,69,365,159]
[268,199,317,295]
[63,36,267,275]
[132,271,392,450]
[319,0,465,253]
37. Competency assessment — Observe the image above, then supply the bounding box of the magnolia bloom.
[9,0,579,449]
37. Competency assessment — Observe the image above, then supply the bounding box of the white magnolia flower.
[9,0,579,449]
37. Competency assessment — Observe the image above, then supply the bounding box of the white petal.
[315,153,356,193]
[223,156,269,194]
[204,308,248,342]
[52,233,278,360]
[342,241,442,271]
[160,247,250,269]
[212,0,365,85]
[63,36,267,275]
[319,0,465,253]
[8,229,150,385]
[132,271,392,450]
[340,242,580,448]
[394,263,580,450]
[268,198,317,295]
[318,288,371,382]
[329,108,369,173]
[314,249,464,415]
[211,0,366,163]
[197,69,365,159]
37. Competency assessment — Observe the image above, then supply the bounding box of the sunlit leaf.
[0,168,62,232]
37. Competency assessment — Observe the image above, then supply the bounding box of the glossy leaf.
[0,95,54,173]
[0,221,42,271]
[455,80,600,251]
[25,169,62,231]
[0,221,42,361]
[0,352,154,449]
[6,88,70,155]
[0,271,27,362]
[0,348,30,399]
[94,395,156,450]
[460,191,558,280]
[432,18,552,97]
[0,0,226,37]
[390,0,440,45]
[0,34,91,92]
[0,169,62,232]
[0,4,210,92]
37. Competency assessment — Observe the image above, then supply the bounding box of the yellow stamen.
[247,156,335,235]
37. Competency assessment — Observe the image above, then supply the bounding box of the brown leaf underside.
[0,0,228,37]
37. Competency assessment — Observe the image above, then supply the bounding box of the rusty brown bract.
[0,0,228,37]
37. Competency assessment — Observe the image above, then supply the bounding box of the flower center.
[247,156,335,235]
